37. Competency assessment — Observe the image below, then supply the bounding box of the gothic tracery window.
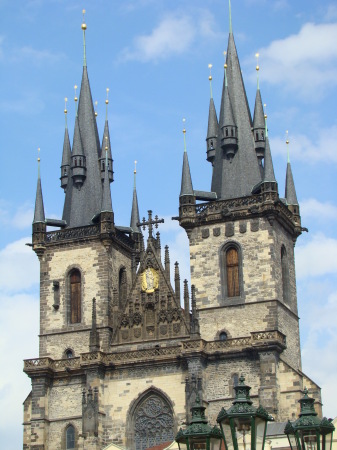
[70,269,81,324]
[66,425,75,449]
[134,394,174,450]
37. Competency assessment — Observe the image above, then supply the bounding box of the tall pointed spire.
[101,146,113,213]
[180,122,194,197]
[206,64,218,165]
[130,161,141,233]
[253,55,266,167]
[100,88,114,183]
[211,19,261,199]
[263,114,276,183]
[33,149,45,224]
[62,12,103,227]
[285,135,298,206]
[60,97,72,191]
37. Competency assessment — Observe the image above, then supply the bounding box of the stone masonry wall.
[38,237,132,359]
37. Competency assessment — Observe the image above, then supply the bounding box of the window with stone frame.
[70,269,81,324]
[65,424,75,449]
[133,393,174,450]
[226,247,240,297]
[281,245,290,304]
[119,267,127,307]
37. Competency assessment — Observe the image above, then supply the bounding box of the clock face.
[141,268,159,293]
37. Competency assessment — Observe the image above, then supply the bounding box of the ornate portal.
[141,268,159,293]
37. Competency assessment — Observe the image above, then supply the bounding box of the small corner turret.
[99,89,114,184]
[60,98,71,191]
[206,64,218,165]
[253,54,266,167]
[32,150,46,257]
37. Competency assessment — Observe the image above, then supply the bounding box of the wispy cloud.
[119,11,221,63]
[257,22,337,100]
[301,198,337,222]
[0,201,34,229]
[296,233,337,279]
[270,126,337,164]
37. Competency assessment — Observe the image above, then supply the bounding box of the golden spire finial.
[208,64,213,99]
[105,88,109,120]
[263,103,267,119]
[37,147,41,163]
[64,97,68,127]
[74,85,78,102]
[182,118,187,152]
[134,160,137,175]
[81,9,87,30]
[286,130,290,162]
[255,52,260,89]
[95,100,98,117]
[223,51,227,69]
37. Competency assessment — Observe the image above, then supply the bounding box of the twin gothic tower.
[24,10,320,450]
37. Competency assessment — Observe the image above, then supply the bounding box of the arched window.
[219,331,228,341]
[119,267,127,306]
[70,269,81,324]
[65,349,73,359]
[281,246,290,304]
[133,393,174,450]
[66,425,75,449]
[226,247,240,297]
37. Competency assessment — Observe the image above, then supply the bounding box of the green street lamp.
[217,375,273,450]
[284,388,335,450]
[176,395,223,450]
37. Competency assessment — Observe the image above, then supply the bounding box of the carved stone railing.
[115,228,134,250]
[195,195,265,217]
[46,225,100,243]
[24,330,286,374]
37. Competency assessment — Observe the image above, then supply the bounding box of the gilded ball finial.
[95,100,98,117]
[74,85,78,102]
[37,147,41,162]
[134,160,137,174]
[81,9,87,30]
[286,130,289,145]
[64,97,68,114]
[264,103,267,119]
[223,51,227,69]
[182,117,186,134]
[105,87,109,105]
[208,63,213,81]
[255,52,260,71]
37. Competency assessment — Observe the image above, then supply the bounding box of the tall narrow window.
[226,247,240,297]
[70,270,81,324]
[66,425,75,449]
[281,246,290,304]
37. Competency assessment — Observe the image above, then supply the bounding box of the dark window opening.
[65,349,73,359]
[66,425,75,449]
[70,270,81,324]
[119,268,127,307]
[219,331,228,341]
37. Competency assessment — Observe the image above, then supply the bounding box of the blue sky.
[1,0,337,448]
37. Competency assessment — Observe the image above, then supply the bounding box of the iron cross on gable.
[138,210,164,239]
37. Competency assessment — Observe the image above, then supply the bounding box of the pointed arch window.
[226,247,240,297]
[70,269,81,324]
[66,425,75,449]
[119,267,127,307]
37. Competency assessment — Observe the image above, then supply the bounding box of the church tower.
[24,7,322,450]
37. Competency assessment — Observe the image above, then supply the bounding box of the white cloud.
[301,198,337,222]
[270,126,337,164]
[0,201,34,229]
[324,4,337,21]
[257,22,337,99]
[10,45,64,65]
[119,11,220,63]
[0,237,39,293]
[296,233,337,279]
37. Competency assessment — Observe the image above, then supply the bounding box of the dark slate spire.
[263,120,276,183]
[285,160,298,206]
[180,128,194,197]
[62,19,103,227]
[70,115,86,189]
[99,90,114,183]
[60,100,71,192]
[101,149,113,213]
[253,87,266,165]
[33,155,45,224]
[130,164,141,233]
[219,66,237,161]
[206,65,218,164]
[211,18,261,199]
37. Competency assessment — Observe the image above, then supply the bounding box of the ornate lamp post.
[217,375,273,450]
[284,388,335,450]
[176,395,223,450]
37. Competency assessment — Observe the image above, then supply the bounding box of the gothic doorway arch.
[128,389,175,450]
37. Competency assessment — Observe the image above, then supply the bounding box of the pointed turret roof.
[33,159,45,224]
[62,26,103,228]
[253,89,265,131]
[101,152,113,213]
[180,150,194,197]
[263,137,276,182]
[211,28,261,199]
[130,169,141,233]
[285,162,298,205]
[219,70,236,129]
[207,98,218,140]
[61,123,71,167]
[71,115,84,157]
[101,118,113,161]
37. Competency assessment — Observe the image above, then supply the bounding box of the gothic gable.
[113,240,189,344]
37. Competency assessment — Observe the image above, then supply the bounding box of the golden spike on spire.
[64,97,68,127]
[286,130,290,162]
[223,51,227,69]
[81,9,87,67]
[105,88,109,120]
[208,64,213,99]
[182,118,187,153]
[74,85,78,102]
[82,9,87,30]
[263,103,267,119]
[37,147,40,162]
[95,100,98,118]
[134,160,137,175]
[37,147,41,178]
[255,52,260,89]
